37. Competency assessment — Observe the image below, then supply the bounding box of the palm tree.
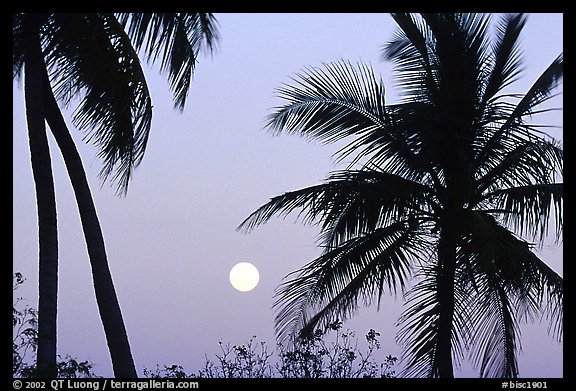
[239,13,562,378]
[13,13,218,377]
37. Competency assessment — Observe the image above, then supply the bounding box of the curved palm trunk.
[23,15,58,378]
[41,73,138,378]
[435,221,456,378]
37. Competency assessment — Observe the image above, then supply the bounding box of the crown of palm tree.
[13,13,218,195]
[239,13,562,378]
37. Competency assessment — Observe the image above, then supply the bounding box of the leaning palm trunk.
[23,14,58,378]
[41,72,137,378]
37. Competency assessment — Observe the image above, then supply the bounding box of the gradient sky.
[12,13,563,378]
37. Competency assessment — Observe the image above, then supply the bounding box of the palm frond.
[504,53,563,130]
[268,60,388,146]
[13,13,26,80]
[476,137,562,195]
[383,13,438,102]
[456,209,535,288]
[487,183,563,243]
[481,13,527,104]
[473,120,558,184]
[386,13,492,113]
[268,60,445,185]
[237,182,335,233]
[396,267,440,378]
[469,281,520,378]
[519,252,563,340]
[453,211,523,377]
[195,13,219,53]
[345,102,443,187]
[317,169,434,247]
[455,209,562,376]
[238,168,434,247]
[397,260,472,378]
[274,221,423,343]
[117,13,219,109]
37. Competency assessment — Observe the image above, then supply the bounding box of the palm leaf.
[396,274,439,378]
[317,169,435,248]
[274,221,423,342]
[12,13,28,80]
[453,211,523,377]
[476,54,563,169]
[455,209,562,376]
[384,13,438,102]
[396,266,443,378]
[268,60,388,147]
[397,260,473,378]
[476,137,562,197]
[519,252,563,340]
[488,183,563,243]
[481,13,527,104]
[268,60,446,185]
[468,281,520,378]
[504,53,563,129]
[117,13,219,109]
[238,168,434,247]
[349,102,443,187]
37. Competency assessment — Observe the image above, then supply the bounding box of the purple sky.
[13,13,563,378]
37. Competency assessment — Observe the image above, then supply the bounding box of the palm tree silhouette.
[239,13,562,378]
[13,13,218,377]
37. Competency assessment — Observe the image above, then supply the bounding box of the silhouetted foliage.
[13,273,99,378]
[13,273,38,377]
[144,321,397,378]
[276,321,397,378]
[14,275,395,379]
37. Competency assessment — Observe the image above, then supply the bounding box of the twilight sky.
[12,13,563,378]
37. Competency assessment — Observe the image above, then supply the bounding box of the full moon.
[229,262,260,292]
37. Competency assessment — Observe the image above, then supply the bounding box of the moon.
[229,262,260,292]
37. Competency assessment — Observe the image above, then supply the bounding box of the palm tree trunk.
[23,14,58,378]
[435,222,456,378]
[41,73,138,378]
